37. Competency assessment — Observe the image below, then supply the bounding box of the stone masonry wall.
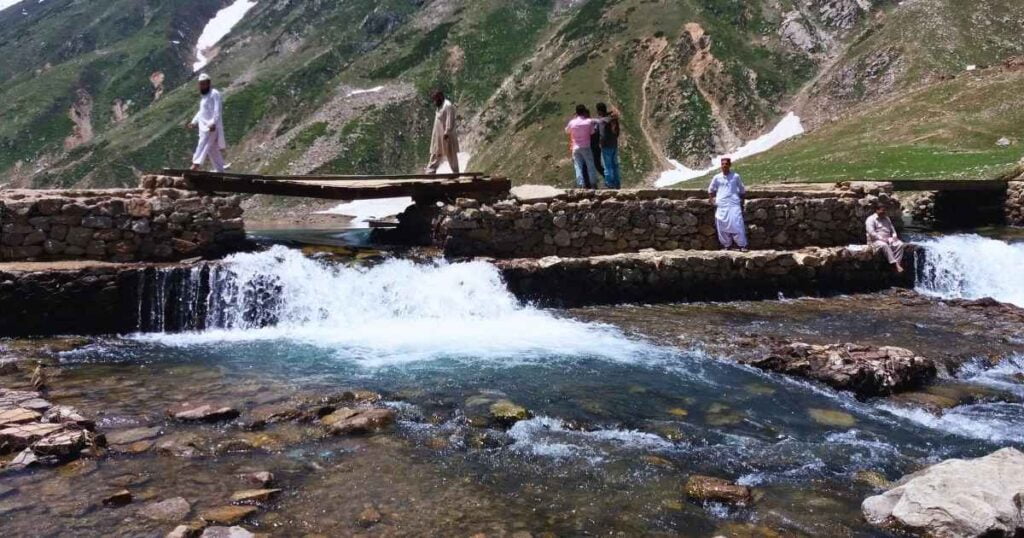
[436,182,899,258]
[1,185,246,262]
[1007,181,1024,226]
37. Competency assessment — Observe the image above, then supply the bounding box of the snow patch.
[347,86,385,97]
[0,0,24,10]
[320,197,414,227]
[655,112,805,187]
[193,0,258,72]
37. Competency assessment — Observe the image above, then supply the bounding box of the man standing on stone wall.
[708,157,748,251]
[187,73,226,172]
[426,90,460,174]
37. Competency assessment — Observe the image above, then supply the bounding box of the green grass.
[732,70,1024,184]
[315,102,432,175]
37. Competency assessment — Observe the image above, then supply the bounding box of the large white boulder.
[862,448,1024,537]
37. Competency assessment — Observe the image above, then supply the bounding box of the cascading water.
[139,246,651,365]
[915,234,1024,307]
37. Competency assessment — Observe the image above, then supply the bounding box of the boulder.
[200,505,258,525]
[169,404,240,423]
[139,497,192,522]
[745,343,936,397]
[321,408,395,435]
[863,448,1024,537]
[684,475,752,506]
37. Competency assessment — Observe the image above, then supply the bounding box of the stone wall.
[1,185,246,262]
[435,182,899,258]
[496,246,916,307]
[1007,181,1024,226]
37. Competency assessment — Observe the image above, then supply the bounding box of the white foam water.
[877,402,1024,444]
[508,416,675,462]
[139,247,657,367]
[915,234,1024,307]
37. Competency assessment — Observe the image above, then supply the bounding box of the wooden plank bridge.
[165,169,511,201]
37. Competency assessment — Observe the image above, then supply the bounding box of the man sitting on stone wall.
[866,203,905,273]
[708,157,748,251]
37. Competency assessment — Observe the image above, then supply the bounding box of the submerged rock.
[746,343,936,397]
[321,408,395,435]
[106,426,161,446]
[240,471,274,488]
[357,505,383,527]
[684,475,752,506]
[200,505,258,525]
[102,489,133,507]
[489,400,531,427]
[807,408,856,428]
[200,527,255,538]
[863,448,1024,537]
[139,497,192,522]
[169,404,240,423]
[229,489,280,504]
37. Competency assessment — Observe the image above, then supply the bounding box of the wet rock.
[201,527,255,538]
[167,523,205,538]
[42,405,95,429]
[489,400,531,427]
[863,448,1024,537]
[807,408,856,428]
[0,389,44,408]
[106,426,161,446]
[746,343,936,397]
[854,470,892,490]
[19,398,52,412]
[200,505,258,525]
[4,448,43,469]
[357,505,383,527]
[684,475,753,506]
[169,403,240,423]
[240,471,274,488]
[230,489,280,504]
[102,489,133,507]
[0,422,63,451]
[214,438,258,455]
[0,408,42,426]
[139,497,192,522]
[155,432,206,458]
[33,429,91,457]
[465,429,513,449]
[704,403,744,426]
[322,407,396,435]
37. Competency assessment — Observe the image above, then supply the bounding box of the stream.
[0,231,1022,536]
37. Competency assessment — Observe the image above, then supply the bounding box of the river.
[0,231,1022,536]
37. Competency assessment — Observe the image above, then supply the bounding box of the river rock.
[32,428,90,457]
[0,422,63,451]
[0,389,44,408]
[102,489,133,507]
[358,505,382,527]
[0,408,41,426]
[745,343,936,397]
[42,405,95,429]
[200,505,258,525]
[240,471,274,488]
[321,408,395,435]
[139,497,192,522]
[169,403,240,423]
[201,527,255,538]
[230,489,280,504]
[684,475,753,506]
[167,523,205,538]
[106,426,161,446]
[862,447,1024,537]
[489,400,531,427]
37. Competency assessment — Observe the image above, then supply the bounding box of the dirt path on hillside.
[639,38,671,173]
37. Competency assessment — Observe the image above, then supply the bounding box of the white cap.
[198,73,211,82]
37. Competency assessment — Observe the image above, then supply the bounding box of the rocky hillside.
[1,0,1022,189]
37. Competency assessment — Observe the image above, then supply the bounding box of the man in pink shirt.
[565,105,601,188]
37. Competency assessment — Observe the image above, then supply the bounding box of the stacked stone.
[436,183,898,258]
[1,183,244,262]
[904,191,937,225]
[495,245,914,307]
[1006,181,1024,226]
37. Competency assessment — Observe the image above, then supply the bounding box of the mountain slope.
[1,0,1022,190]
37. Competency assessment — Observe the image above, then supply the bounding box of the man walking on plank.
[708,157,749,251]
[425,90,460,174]
[187,73,226,172]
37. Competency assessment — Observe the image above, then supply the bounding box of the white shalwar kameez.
[191,89,226,172]
[708,171,748,249]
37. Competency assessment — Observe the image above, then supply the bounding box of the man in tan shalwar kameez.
[866,203,906,273]
[425,90,460,174]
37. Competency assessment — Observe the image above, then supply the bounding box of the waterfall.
[138,246,650,365]
[915,235,1024,307]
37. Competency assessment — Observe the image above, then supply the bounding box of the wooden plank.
[170,169,483,182]
[889,180,1008,192]
[185,173,511,201]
